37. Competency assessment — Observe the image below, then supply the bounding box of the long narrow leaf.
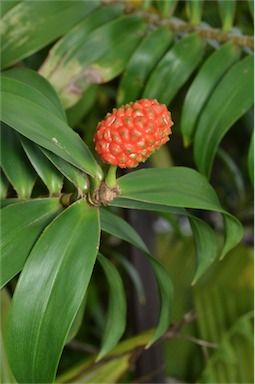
[112,168,243,258]
[218,0,236,32]
[181,41,241,146]
[117,26,174,105]
[58,22,146,108]
[108,198,219,282]
[99,208,173,346]
[0,198,63,288]
[189,218,218,284]
[194,55,254,178]
[143,33,205,105]
[21,137,63,195]
[1,70,103,180]
[0,289,17,384]
[7,200,100,383]
[41,148,89,193]
[0,123,36,198]
[41,15,145,108]
[40,4,123,79]
[0,169,9,200]
[2,67,66,120]
[100,208,149,254]
[96,253,127,360]
[1,1,99,69]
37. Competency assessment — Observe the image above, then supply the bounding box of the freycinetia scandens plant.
[1,1,253,383]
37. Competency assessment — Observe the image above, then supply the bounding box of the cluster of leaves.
[0,1,253,383]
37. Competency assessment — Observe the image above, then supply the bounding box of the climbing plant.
[0,1,253,383]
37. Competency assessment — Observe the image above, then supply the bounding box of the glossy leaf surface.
[189,218,218,284]
[41,148,89,193]
[181,41,241,146]
[99,208,173,346]
[117,26,174,105]
[1,1,99,69]
[0,198,63,288]
[7,200,100,383]
[194,55,254,178]
[0,169,9,200]
[109,198,218,283]
[113,167,243,258]
[218,0,236,31]
[1,69,103,179]
[186,0,204,25]
[100,208,149,254]
[143,33,205,105]
[1,123,36,198]
[21,137,63,195]
[41,15,145,108]
[96,253,127,360]
[40,4,123,79]
[2,67,66,120]
[1,288,17,384]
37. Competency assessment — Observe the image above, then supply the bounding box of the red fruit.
[94,99,174,168]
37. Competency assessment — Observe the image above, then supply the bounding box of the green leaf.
[41,148,89,193]
[194,55,254,178]
[40,4,123,79]
[248,132,254,185]
[0,1,20,17]
[117,26,174,105]
[3,67,66,120]
[66,85,98,128]
[198,313,254,383]
[66,295,87,344]
[189,218,218,284]
[248,0,254,19]
[0,198,63,288]
[109,197,218,283]
[1,289,17,384]
[143,33,205,105]
[0,69,103,180]
[112,167,243,258]
[113,252,146,304]
[0,169,9,199]
[41,14,145,108]
[21,137,63,195]
[58,21,147,108]
[181,41,241,147]
[155,0,178,17]
[217,148,245,202]
[0,1,99,69]
[0,123,36,198]
[218,0,236,32]
[100,207,149,254]
[57,329,154,383]
[186,0,204,25]
[193,243,254,382]
[96,253,127,361]
[145,254,174,348]
[58,353,132,384]
[99,208,173,346]
[7,200,100,383]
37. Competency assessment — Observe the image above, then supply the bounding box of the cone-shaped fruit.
[94,99,174,168]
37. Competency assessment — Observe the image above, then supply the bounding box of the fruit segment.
[94,99,174,168]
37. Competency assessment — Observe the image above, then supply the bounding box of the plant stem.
[105,165,117,188]
[104,0,254,49]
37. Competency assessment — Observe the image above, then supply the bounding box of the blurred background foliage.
[0,0,254,383]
